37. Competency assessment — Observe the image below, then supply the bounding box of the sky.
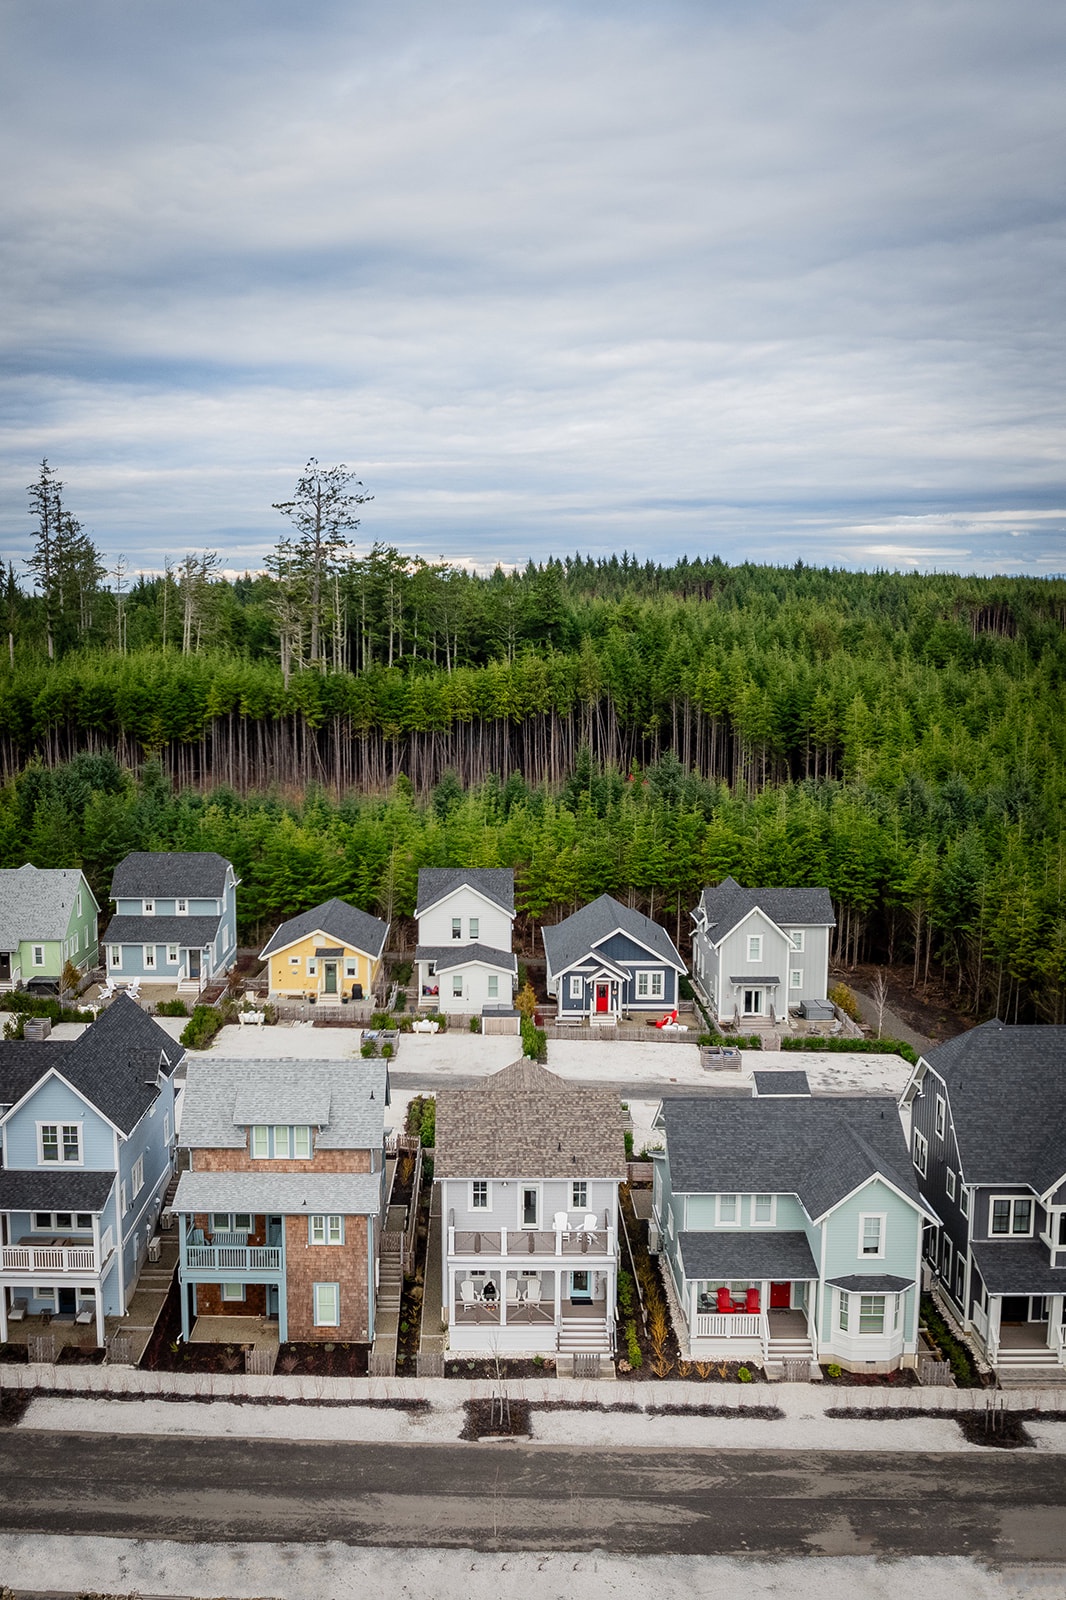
[1,0,1064,580]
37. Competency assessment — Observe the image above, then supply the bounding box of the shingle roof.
[659,1094,924,1221]
[826,1274,914,1293]
[541,894,685,978]
[971,1237,1066,1296]
[0,865,94,950]
[111,851,232,898]
[179,1058,388,1151]
[697,877,836,941]
[59,995,181,1134]
[922,1021,1066,1193]
[0,1042,66,1110]
[104,914,221,948]
[435,1059,627,1181]
[415,943,517,974]
[171,1170,382,1216]
[260,898,389,961]
[753,1071,811,1097]
[416,868,514,916]
[677,1230,819,1282]
[0,1168,117,1212]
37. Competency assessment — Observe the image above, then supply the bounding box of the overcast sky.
[1,0,1063,580]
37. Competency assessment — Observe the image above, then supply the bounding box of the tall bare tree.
[272,459,371,670]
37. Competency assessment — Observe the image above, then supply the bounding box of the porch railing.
[450,1224,614,1259]
[693,1311,764,1341]
[1,1244,98,1273]
[185,1244,282,1272]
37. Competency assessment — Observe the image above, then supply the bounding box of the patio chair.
[459,1279,481,1321]
[7,1298,27,1323]
[716,1285,733,1314]
[505,1278,523,1315]
[525,1276,551,1321]
[745,1286,761,1315]
[553,1211,570,1240]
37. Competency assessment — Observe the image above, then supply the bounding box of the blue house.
[543,894,686,1023]
[105,851,239,994]
[0,996,181,1345]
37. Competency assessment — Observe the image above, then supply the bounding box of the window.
[858,1295,885,1334]
[913,1129,928,1176]
[167,945,179,965]
[32,1211,92,1232]
[109,946,121,968]
[789,930,805,952]
[838,1291,849,1332]
[960,1185,970,1217]
[637,971,650,998]
[487,975,499,999]
[569,975,583,1000]
[130,1156,145,1198]
[860,1214,885,1257]
[940,1234,952,1277]
[309,1215,344,1245]
[143,945,156,969]
[211,1213,252,1233]
[221,1284,245,1302]
[143,899,154,916]
[293,1126,311,1158]
[753,1194,775,1225]
[747,934,762,962]
[469,917,479,940]
[120,1182,128,1215]
[717,1194,738,1225]
[77,890,82,916]
[935,1096,946,1139]
[954,1256,965,1301]
[572,1181,588,1210]
[32,945,44,967]
[990,1196,1033,1236]
[176,897,187,915]
[522,1187,539,1228]
[452,917,462,940]
[452,975,463,998]
[250,1125,311,1159]
[40,1123,81,1164]
[649,971,664,999]
[274,1125,290,1158]
[790,969,802,990]
[314,1282,340,1326]
[946,1169,956,1201]
[345,960,357,977]
[307,959,317,977]
[471,1181,489,1209]
[427,961,436,978]
[289,955,300,967]
[252,1125,270,1159]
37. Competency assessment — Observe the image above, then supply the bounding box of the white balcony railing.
[449,1225,615,1259]
[185,1244,282,1272]
[694,1311,764,1340]
[1,1244,98,1274]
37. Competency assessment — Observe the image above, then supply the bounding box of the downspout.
[113,1133,127,1316]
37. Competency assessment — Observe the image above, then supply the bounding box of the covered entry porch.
[971,1243,1066,1374]
[677,1230,819,1365]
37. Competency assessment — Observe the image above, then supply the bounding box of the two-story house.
[435,1059,627,1367]
[414,868,516,1017]
[260,897,389,1003]
[105,851,239,993]
[901,1020,1066,1379]
[0,996,181,1345]
[0,865,99,992]
[652,1077,932,1375]
[690,877,836,1027]
[542,894,687,1024]
[170,1056,388,1345]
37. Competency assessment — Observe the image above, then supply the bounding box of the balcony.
[2,1242,99,1274]
[450,1224,615,1259]
[184,1244,281,1273]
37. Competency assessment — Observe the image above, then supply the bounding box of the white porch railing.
[186,1245,281,1272]
[694,1311,763,1340]
[449,1225,614,1259]
[972,1300,996,1361]
[1,1244,98,1273]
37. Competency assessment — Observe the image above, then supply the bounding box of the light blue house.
[543,894,686,1023]
[651,1074,934,1376]
[105,851,239,993]
[0,996,181,1345]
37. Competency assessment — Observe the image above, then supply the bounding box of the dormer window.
[143,899,155,916]
[250,1125,313,1159]
[176,897,188,916]
[990,1197,1033,1236]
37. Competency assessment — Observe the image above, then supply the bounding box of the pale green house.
[0,865,99,991]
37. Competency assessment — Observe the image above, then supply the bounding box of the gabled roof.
[179,1058,388,1152]
[104,914,221,948]
[415,943,517,974]
[0,1168,116,1212]
[435,1058,627,1181]
[171,1169,381,1217]
[921,1021,1066,1194]
[659,1093,924,1221]
[696,877,836,943]
[678,1230,819,1283]
[260,898,389,961]
[0,865,95,951]
[542,894,685,978]
[416,868,514,917]
[0,1042,65,1111]
[111,851,233,899]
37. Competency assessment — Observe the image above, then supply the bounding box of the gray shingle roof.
[677,1230,819,1282]
[111,851,232,898]
[416,868,514,916]
[922,1021,1066,1193]
[0,865,94,951]
[0,1042,67,1110]
[171,1170,382,1216]
[59,995,181,1134]
[753,1071,811,1097]
[697,877,836,940]
[415,943,517,974]
[541,894,685,978]
[179,1058,387,1151]
[435,1059,627,1181]
[260,898,389,961]
[826,1273,914,1293]
[659,1094,923,1221]
[104,914,221,948]
[970,1238,1066,1296]
[0,1168,117,1212]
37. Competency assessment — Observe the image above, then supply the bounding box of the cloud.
[0,0,1063,577]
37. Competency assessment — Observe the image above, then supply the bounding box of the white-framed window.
[76,889,83,916]
[250,1125,312,1159]
[960,1186,970,1217]
[752,1193,775,1225]
[790,969,802,990]
[838,1289,849,1332]
[954,1255,965,1301]
[990,1196,1034,1237]
[167,945,179,965]
[569,975,583,1000]
[521,1186,540,1228]
[120,1181,128,1214]
[859,1213,885,1257]
[39,1122,82,1164]
[143,899,154,916]
[913,1129,928,1177]
[293,1126,311,1158]
[935,1096,946,1139]
[309,1214,344,1245]
[637,971,650,997]
[946,1169,956,1201]
[427,961,436,978]
[747,934,762,962]
[471,1180,489,1209]
[176,897,188,916]
[469,917,479,940]
[314,1282,340,1326]
[452,917,462,940]
[211,1212,252,1233]
[649,971,664,998]
[788,929,805,952]
[307,959,317,977]
[221,1283,245,1302]
[572,1181,588,1210]
[858,1294,885,1334]
[717,1194,738,1225]
[33,1211,92,1232]
[487,975,499,999]
[251,1125,270,1159]
[32,944,45,967]
[274,1125,291,1158]
[345,959,357,977]
[130,1156,145,1198]
[941,1233,952,1277]
[452,975,463,998]
[109,945,121,968]
[289,954,300,967]
[143,945,156,969]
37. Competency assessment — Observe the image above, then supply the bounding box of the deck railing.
[185,1244,282,1272]
[450,1225,614,1259]
[1,1244,98,1273]
[693,1311,764,1341]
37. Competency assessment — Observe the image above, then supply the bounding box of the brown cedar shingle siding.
[435,1059,627,1180]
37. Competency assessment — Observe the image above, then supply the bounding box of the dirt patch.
[56,1344,106,1365]
[0,1389,31,1426]
[461,1397,532,1440]
[955,1409,1037,1449]
[838,962,974,1045]
[0,1344,28,1364]
[446,1357,556,1380]
[275,1343,369,1378]
[819,1365,920,1387]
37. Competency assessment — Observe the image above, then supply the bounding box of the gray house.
[901,1021,1066,1379]
[0,865,99,992]
[543,894,686,1023]
[106,851,239,993]
[652,1079,932,1375]
[690,877,835,1027]
[415,868,516,1016]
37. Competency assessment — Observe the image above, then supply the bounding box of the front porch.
[446,1265,615,1354]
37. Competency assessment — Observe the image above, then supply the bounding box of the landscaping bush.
[521,1014,546,1061]
[697,1032,762,1050]
[155,998,188,1017]
[179,1004,224,1050]
[781,1035,919,1065]
[360,1039,377,1058]
[829,981,862,1022]
[469,1016,480,1032]
[419,1098,435,1149]
[0,993,93,1024]
[392,960,413,987]
[625,1319,643,1369]
[921,1294,982,1387]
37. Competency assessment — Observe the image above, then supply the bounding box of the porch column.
[277,1281,288,1344]
[0,1291,7,1345]
[95,1287,106,1348]
[180,1278,191,1342]
[554,1268,562,1327]
[500,1272,508,1328]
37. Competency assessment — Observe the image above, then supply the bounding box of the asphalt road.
[2,1432,1065,1560]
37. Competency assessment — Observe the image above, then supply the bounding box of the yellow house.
[260,898,389,1001]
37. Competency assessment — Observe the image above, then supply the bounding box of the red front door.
[595,983,609,1013]
[770,1282,791,1309]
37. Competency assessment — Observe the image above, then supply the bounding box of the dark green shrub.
[920,1294,981,1387]
[521,1015,546,1061]
[625,1320,643,1369]
[179,1004,223,1050]
[780,1036,919,1065]
[419,1098,436,1149]
[360,1040,377,1058]
[469,1016,480,1032]
[155,999,188,1017]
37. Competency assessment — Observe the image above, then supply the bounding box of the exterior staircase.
[766,1328,818,1380]
[557,1316,612,1355]
[996,1347,1066,1385]
[377,1250,403,1313]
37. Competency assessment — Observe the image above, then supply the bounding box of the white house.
[691,878,836,1027]
[414,868,517,1016]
